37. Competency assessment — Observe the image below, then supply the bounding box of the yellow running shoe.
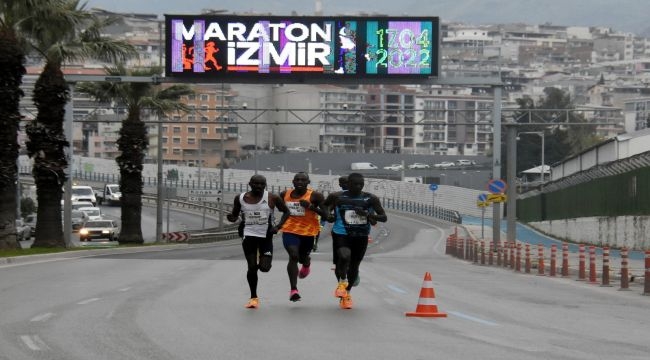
[340,294,353,309]
[245,298,259,309]
[334,281,348,298]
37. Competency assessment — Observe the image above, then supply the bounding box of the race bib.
[287,202,306,216]
[244,211,266,225]
[344,210,367,225]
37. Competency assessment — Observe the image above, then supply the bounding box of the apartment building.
[319,86,368,153]
[160,85,239,168]
[363,85,417,154]
[415,87,493,156]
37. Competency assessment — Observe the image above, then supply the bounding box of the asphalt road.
[2,211,649,359]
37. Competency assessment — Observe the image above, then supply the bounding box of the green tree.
[0,0,66,249]
[25,1,135,247]
[77,65,192,244]
[509,88,600,178]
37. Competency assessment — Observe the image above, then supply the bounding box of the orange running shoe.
[334,281,348,298]
[340,294,353,309]
[245,298,259,309]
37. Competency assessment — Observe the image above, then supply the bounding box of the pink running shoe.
[298,265,311,279]
[289,289,301,302]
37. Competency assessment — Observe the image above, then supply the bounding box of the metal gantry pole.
[506,123,517,243]
[156,121,164,243]
[491,85,503,251]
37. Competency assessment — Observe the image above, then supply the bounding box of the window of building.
[200,94,209,101]
[173,126,181,133]
[172,116,181,122]
[201,116,208,122]
[187,138,196,144]
[201,127,208,134]
[172,148,181,155]
[162,126,168,133]
[172,137,181,144]
[188,127,195,133]
[162,137,168,144]
[187,115,195,122]
[187,94,195,100]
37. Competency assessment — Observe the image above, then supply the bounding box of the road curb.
[0,241,231,267]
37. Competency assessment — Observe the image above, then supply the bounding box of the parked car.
[79,219,120,242]
[15,219,31,241]
[456,159,476,166]
[79,206,102,221]
[383,164,404,171]
[434,161,455,168]
[408,163,430,169]
[350,162,379,170]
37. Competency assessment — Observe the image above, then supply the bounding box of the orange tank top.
[281,189,320,236]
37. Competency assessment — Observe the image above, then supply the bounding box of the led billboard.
[165,15,440,83]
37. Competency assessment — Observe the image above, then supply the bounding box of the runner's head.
[338,176,348,190]
[292,172,310,192]
[347,173,364,195]
[249,175,267,195]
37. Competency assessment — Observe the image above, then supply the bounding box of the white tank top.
[239,191,272,238]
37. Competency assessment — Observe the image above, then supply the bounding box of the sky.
[85,0,649,35]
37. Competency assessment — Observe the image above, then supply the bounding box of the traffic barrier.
[496,241,502,266]
[405,272,447,318]
[515,243,521,272]
[577,244,586,281]
[589,246,598,284]
[549,244,557,277]
[480,240,486,265]
[525,244,531,273]
[458,237,465,259]
[537,244,545,276]
[473,239,479,263]
[503,241,510,268]
[643,250,650,295]
[619,248,630,291]
[561,243,569,277]
[509,242,515,269]
[488,243,494,266]
[601,247,612,287]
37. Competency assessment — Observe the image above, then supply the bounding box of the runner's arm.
[226,195,241,222]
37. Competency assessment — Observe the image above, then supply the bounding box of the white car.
[434,161,455,168]
[456,159,476,166]
[79,206,102,221]
[383,164,403,171]
[408,163,430,169]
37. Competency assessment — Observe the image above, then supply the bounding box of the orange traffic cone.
[405,272,447,318]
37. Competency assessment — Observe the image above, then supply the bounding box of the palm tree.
[0,0,66,249]
[24,1,135,247]
[77,65,193,244]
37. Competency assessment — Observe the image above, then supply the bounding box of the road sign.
[429,184,438,191]
[188,196,221,202]
[478,193,487,202]
[487,193,507,203]
[487,179,507,194]
[162,232,190,242]
[189,189,222,196]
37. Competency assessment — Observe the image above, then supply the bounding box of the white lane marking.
[30,312,54,322]
[77,297,100,305]
[448,310,499,326]
[118,287,131,292]
[20,335,49,351]
[387,284,408,294]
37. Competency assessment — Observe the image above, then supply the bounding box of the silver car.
[79,220,120,242]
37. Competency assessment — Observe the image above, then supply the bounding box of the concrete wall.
[529,216,650,250]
